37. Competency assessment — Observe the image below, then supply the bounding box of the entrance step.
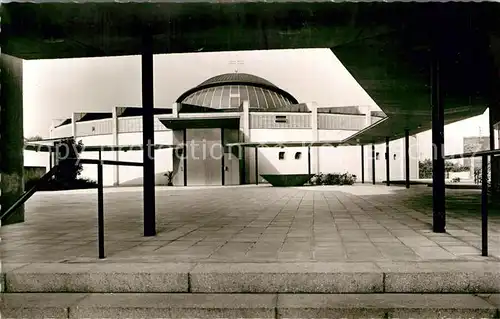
[1,293,499,319]
[3,261,500,294]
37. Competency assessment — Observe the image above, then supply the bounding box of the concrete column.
[385,137,390,186]
[241,100,250,184]
[361,145,365,183]
[112,107,120,186]
[405,129,410,189]
[0,54,24,225]
[255,147,259,185]
[431,53,446,233]
[371,143,376,185]
[141,31,156,237]
[364,106,372,127]
[71,113,77,138]
[221,128,225,186]
[309,102,319,173]
[172,102,179,118]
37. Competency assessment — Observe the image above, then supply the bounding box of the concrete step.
[1,293,499,319]
[2,261,500,294]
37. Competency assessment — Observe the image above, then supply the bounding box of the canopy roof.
[3,2,499,145]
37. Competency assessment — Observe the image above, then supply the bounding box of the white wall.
[24,150,50,171]
[78,135,114,186]
[249,129,313,182]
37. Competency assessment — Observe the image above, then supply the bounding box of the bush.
[24,138,98,191]
[308,172,356,186]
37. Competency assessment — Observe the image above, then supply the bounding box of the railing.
[0,164,59,223]
[443,148,500,257]
[73,157,144,259]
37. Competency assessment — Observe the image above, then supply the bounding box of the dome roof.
[197,73,277,88]
[176,72,298,110]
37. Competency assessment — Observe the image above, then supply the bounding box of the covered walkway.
[1,184,498,263]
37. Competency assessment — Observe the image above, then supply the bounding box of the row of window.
[374,152,398,160]
[278,151,302,160]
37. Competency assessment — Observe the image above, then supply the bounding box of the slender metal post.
[221,128,225,186]
[141,30,156,237]
[405,129,410,189]
[49,148,53,170]
[361,145,365,183]
[97,150,105,259]
[307,146,311,175]
[481,155,488,256]
[385,137,390,186]
[431,49,446,233]
[183,128,187,186]
[255,147,259,185]
[489,107,497,196]
[372,144,375,185]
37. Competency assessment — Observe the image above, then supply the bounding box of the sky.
[22,48,491,160]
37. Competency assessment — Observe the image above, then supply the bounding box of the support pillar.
[255,147,259,185]
[112,107,120,186]
[489,106,497,195]
[183,129,187,186]
[385,137,390,186]
[307,146,311,175]
[431,52,446,233]
[361,145,365,183]
[0,54,24,225]
[221,128,225,186]
[371,144,375,185]
[141,31,156,237]
[405,129,410,189]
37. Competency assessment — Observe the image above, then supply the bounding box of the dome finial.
[229,59,244,74]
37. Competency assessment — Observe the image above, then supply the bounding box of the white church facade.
[46,73,419,186]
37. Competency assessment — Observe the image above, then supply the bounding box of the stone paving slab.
[71,293,277,319]
[4,262,194,293]
[3,261,500,293]
[1,185,499,264]
[0,293,88,319]
[2,293,499,319]
[378,261,500,293]
[190,262,383,293]
[277,294,499,319]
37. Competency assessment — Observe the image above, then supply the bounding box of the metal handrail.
[443,149,498,257]
[0,164,59,223]
[444,148,500,160]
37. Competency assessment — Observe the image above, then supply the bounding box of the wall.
[249,129,313,183]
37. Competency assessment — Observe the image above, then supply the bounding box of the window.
[279,151,285,160]
[295,152,302,160]
[393,154,397,160]
[375,152,380,160]
[275,115,288,123]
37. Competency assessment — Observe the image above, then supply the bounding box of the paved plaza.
[1,184,499,263]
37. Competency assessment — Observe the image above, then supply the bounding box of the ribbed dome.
[197,73,277,88]
[176,72,298,110]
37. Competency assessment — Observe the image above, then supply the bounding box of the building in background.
[41,73,419,186]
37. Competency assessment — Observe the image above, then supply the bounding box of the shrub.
[307,172,356,186]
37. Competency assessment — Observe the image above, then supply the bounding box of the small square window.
[375,152,380,160]
[393,154,397,160]
[278,151,285,160]
[295,152,302,160]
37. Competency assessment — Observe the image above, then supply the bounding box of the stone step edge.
[3,261,500,293]
[2,293,500,319]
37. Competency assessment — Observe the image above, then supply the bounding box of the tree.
[53,138,84,186]
[419,158,470,179]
